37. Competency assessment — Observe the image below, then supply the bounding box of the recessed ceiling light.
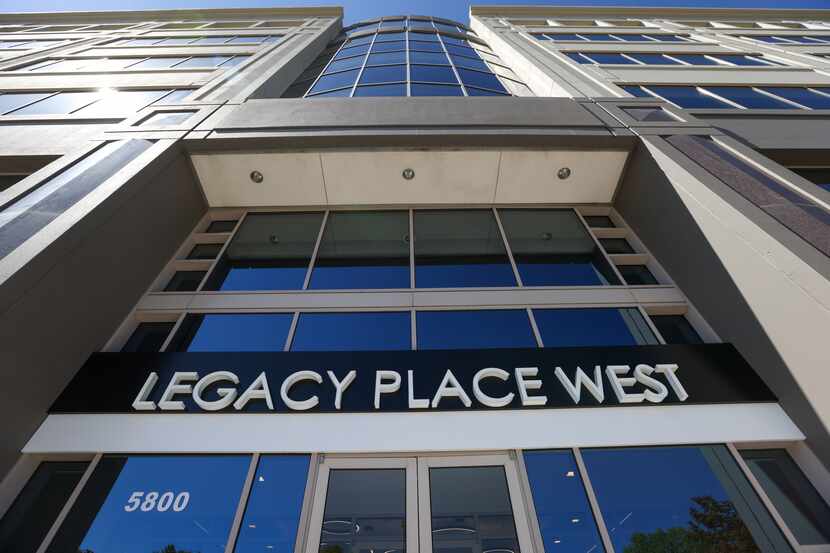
[402,168,415,180]
[557,167,571,180]
[250,170,264,183]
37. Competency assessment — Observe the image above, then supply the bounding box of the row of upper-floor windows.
[0,39,67,49]
[7,54,248,72]
[534,32,695,42]
[743,34,830,44]
[162,209,659,293]
[0,20,304,34]
[510,18,828,30]
[624,84,830,110]
[568,51,784,66]
[122,308,701,353]
[106,34,282,46]
[0,89,191,117]
[343,16,475,37]
[3,446,828,553]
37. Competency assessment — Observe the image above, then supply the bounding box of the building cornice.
[469,5,830,20]
[0,6,343,24]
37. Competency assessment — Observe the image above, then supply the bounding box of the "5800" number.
[124,491,190,512]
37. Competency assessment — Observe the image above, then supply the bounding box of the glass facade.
[283,16,530,97]
[622,85,830,110]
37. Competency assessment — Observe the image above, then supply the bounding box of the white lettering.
[234,372,274,410]
[432,370,472,408]
[554,366,605,404]
[192,371,239,411]
[472,368,514,408]
[158,372,198,410]
[606,365,645,403]
[327,370,356,410]
[132,372,159,411]
[374,370,401,409]
[280,370,322,411]
[633,364,669,403]
[408,370,429,409]
[515,366,547,406]
[655,363,688,401]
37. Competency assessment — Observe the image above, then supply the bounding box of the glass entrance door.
[305,454,533,553]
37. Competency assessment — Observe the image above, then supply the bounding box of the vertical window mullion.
[351,33,379,97]
[526,308,544,347]
[222,453,260,553]
[302,209,329,290]
[492,207,523,286]
[196,211,247,292]
[408,208,415,288]
[284,311,300,351]
[304,39,349,98]
[571,448,616,553]
[574,209,626,286]
[438,32,467,95]
[159,312,188,352]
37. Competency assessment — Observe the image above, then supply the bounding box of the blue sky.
[1,0,828,25]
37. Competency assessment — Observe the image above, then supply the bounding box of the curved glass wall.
[283,16,531,98]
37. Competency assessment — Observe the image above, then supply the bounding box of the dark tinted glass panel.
[291,312,411,351]
[309,211,410,289]
[450,54,489,70]
[187,242,223,259]
[312,70,359,92]
[741,449,830,545]
[206,220,237,233]
[500,209,618,286]
[416,310,536,350]
[706,86,795,109]
[367,51,406,65]
[533,308,655,346]
[414,210,516,288]
[175,313,292,352]
[791,167,830,190]
[327,56,365,72]
[0,174,23,192]
[371,41,406,52]
[523,451,606,553]
[319,469,406,553]
[121,322,174,352]
[310,88,352,97]
[621,85,652,98]
[566,52,590,64]
[599,237,635,254]
[657,34,686,41]
[0,461,87,553]
[206,212,323,291]
[234,455,311,553]
[429,467,519,553]
[582,446,782,553]
[547,33,584,41]
[585,53,637,64]
[761,87,830,109]
[164,270,205,292]
[718,54,769,66]
[467,87,509,96]
[375,32,405,41]
[672,53,720,65]
[618,264,659,285]
[410,83,463,96]
[360,64,406,84]
[354,84,407,96]
[630,53,680,65]
[336,44,370,58]
[583,215,615,228]
[646,85,731,108]
[47,455,249,553]
[411,64,457,83]
[410,50,450,64]
[651,314,703,344]
[409,41,444,52]
[457,68,505,91]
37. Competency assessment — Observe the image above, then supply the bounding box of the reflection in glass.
[533,308,657,347]
[582,446,784,553]
[499,209,619,286]
[523,450,605,553]
[741,449,830,545]
[429,466,520,553]
[291,312,411,351]
[11,91,100,115]
[121,322,174,352]
[416,310,536,350]
[414,210,516,288]
[309,211,410,289]
[0,461,88,553]
[319,469,406,553]
[205,212,323,291]
[173,313,293,351]
[47,455,250,553]
[651,315,703,344]
[234,455,311,553]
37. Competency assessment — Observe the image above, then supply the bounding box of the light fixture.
[250,170,264,183]
[269,235,279,244]
[565,470,575,477]
[541,232,552,240]
[557,167,571,180]
[402,168,415,180]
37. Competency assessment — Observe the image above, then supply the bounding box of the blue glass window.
[582,446,790,553]
[311,69,359,93]
[533,308,656,346]
[205,212,323,291]
[499,209,618,286]
[467,87,509,96]
[620,85,652,98]
[354,83,407,96]
[457,68,506,91]
[309,211,410,289]
[545,33,584,41]
[174,313,293,352]
[0,92,51,114]
[414,210,516,288]
[360,64,406,83]
[416,310,536,350]
[290,312,411,351]
[705,86,795,109]
[367,51,406,65]
[444,44,478,57]
[371,41,406,52]
[336,44,370,58]
[375,32,405,42]
[410,83,463,96]
[11,91,100,115]
[582,53,636,64]
[233,455,310,553]
[410,30,439,41]
[629,53,681,65]
[645,85,732,108]
[410,50,450,64]
[309,87,352,97]
[670,53,720,65]
[761,87,830,109]
[718,54,771,66]
[523,451,606,553]
[47,455,250,553]
[326,56,365,72]
[411,64,457,83]
[409,41,444,52]
[613,33,652,41]
[346,35,373,46]
[450,54,489,70]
